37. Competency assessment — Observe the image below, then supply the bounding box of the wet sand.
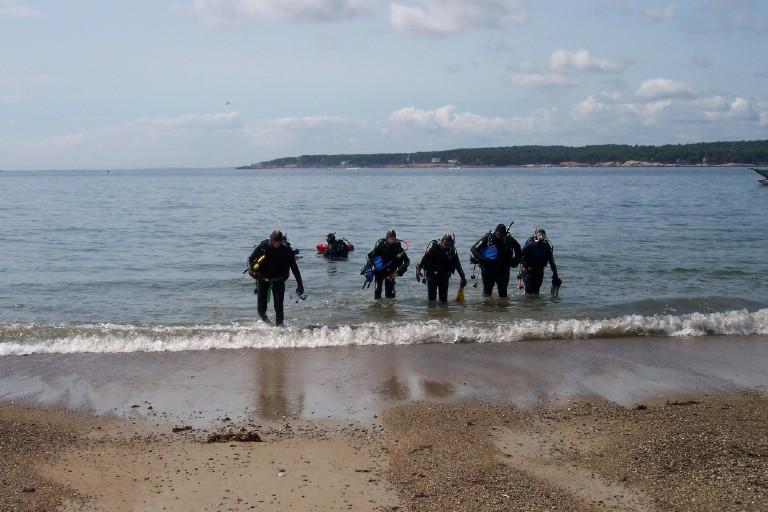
[2,336,768,511]
[0,336,767,425]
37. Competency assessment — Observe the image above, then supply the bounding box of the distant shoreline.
[236,162,755,170]
[240,139,768,170]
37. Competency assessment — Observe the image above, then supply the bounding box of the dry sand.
[2,403,399,512]
[3,392,767,512]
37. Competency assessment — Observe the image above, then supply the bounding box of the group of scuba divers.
[246,224,561,326]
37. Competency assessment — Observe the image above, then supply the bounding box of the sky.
[1,0,767,169]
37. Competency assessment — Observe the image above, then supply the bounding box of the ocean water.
[1,167,766,354]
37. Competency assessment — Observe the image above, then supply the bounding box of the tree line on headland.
[238,140,768,169]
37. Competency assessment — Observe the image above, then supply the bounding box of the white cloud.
[389,104,549,133]
[701,97,757,122]
[759,103,768,126]
[571,87,762,132]
[631,99,672,118]
[134,111,243,131]
[508,72,577,88]
[571,96,612,120]
[690,95,729,111]
[237,0,371,21]
[0,0,40,17]
[643,4,675,20]
[389,0,526,34]
[550,49,624,74]
[173,0,371,25]
[636,78,694,100]
[246,115,358,146]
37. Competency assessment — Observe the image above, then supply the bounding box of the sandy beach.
[2,336,767,511]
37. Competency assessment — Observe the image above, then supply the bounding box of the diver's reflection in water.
[424,302,453,320]
[377,375,410,401]
[255,350,305,421]
[421,379,455,398]
[325,260,340,276]
[362,300,399,322]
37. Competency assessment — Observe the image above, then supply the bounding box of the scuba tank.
[251,255,265,272]
[417,240,438,284]
[243,254,266,278]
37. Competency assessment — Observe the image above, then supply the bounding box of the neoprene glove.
[460,276,467,288]
[296,285,305,296]
[552,277,562,286]
[396,266,407,277]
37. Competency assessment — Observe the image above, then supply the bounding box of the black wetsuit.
[520,238,558,295]
[367,239,410,299]
[248,240,304,326]
[470,233,521,297]
[417,242,466,303]
[324,238,349,259]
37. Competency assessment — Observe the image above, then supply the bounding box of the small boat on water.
[751,168,768,185]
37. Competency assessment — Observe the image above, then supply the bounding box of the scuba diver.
[323,233,351,259]
[520,227,562,295]
[247,230,305,326]
[470,223,522,298]
[416,233,467,303]
[363,229,410,299]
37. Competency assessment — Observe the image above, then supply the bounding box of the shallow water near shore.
[1,166,767,354]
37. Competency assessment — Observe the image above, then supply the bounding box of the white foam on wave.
[1,308,767,356]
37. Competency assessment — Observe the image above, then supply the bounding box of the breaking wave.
[1,308,767,356]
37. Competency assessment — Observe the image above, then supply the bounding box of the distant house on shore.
[431,157,441,164]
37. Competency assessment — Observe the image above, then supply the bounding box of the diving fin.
[550,283,560,297]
